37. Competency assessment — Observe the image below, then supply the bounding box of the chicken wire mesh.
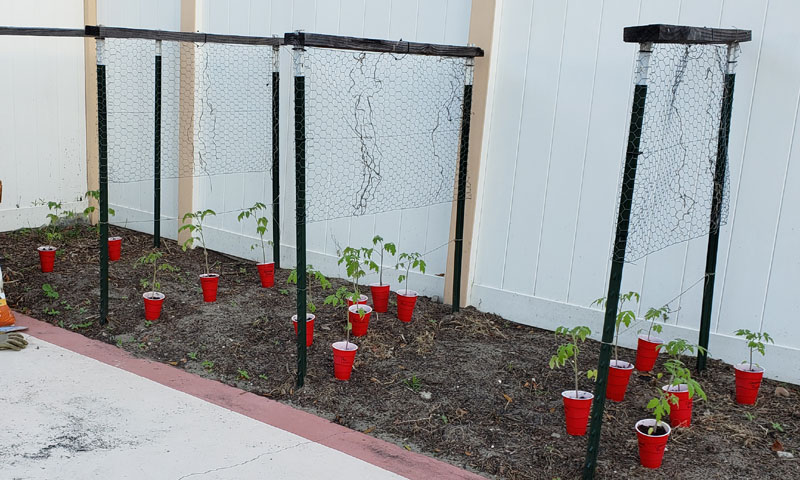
[101,38,276,204]
[297,47,470,223]
[619,43,732,262]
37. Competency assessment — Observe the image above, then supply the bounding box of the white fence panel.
[471,0,800,383]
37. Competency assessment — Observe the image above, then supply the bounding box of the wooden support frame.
[177,0,196,245]
[444,0,497,308]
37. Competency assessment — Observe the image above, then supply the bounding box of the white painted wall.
[471,0,800,383]
[0,1,87,230]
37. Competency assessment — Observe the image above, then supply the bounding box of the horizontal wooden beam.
[0,26,85,37]
[624,24,751,44]
[284,32,484,58]
[86,26,283,46]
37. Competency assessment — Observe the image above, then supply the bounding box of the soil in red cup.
[37,246,57,273]
[108,236,122,261]
[143,292,165,321]
[369,283,391,313]
[346,294,368,308]
[635,419,671,469]
[663,384,693,427]
[348,304,373,337]
[292,313,315,347]
[561,390,593,436]
[734,363,765,405]
[332,341,358,380]
[256,262,275,288]
[607,360,634,401]
[199,274,220,302]
[396,289,418,323]
[635,334,664,372]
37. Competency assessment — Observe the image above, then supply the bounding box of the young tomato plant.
[642,305,670,341]
[237,202,272,264]
[645,372,679,435]
[136,251,178,293]
[549,325,597,398]
[287,264,331,313]
[734,329,774,371]
[338,246,369,303]
[363,235,396,286]
[395,251,426,294]
[324,286,358,348]
[592,291,639,363]
[659,339,707,403]
[178,209,216,275]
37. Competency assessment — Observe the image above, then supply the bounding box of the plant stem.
[379,248,384,285]
[405,264,410,293]
[573,333,580,397]
[260,232,267,264]
[152,258,158,292]
[614,329,619,363]
[198,224,209,275]
[749,347,753,371]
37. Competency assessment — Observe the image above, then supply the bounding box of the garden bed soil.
[2,224,799,479]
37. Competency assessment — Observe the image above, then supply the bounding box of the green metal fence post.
[697,44,738,372]
[452,57,474,313]
[153,40,162,248]
[97,37,109,326]
[292,36,308,388]
[272,45,281,269]
[583,42,652,479]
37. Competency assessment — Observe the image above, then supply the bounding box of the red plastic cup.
[396,289,418,323]
[607,360,634,401]
[636,419,671,469]
[663,385,693,427]
[346,294,368,308]
[257,262,275,288]
[199,274,219,302]
[143,292,165,321]
[734,363,764,405]
[348,304,372,337]
[108,236,122,261]
[37,246,57,273]
[370,283,391,313]
[292,313,315,347]
[332,341,358,380]
[635,334,664,372]
[561,391,594,436]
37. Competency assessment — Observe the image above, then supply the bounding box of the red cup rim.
[369,282,390,288]
[108,236,122,241]
[610,360,634,370]
[143,291,165,300]
[348,304,373,314]
[637,334,664,344]
[37,245,57,251]
[396,289,418,297]
[257,262,274,267]
[662,384,689,393]
[199,273,220,278]
[734,363,764,374]
[291,314,315,322]
[561,390,594,401]
[635,419,671,437]
[332,341,358,352]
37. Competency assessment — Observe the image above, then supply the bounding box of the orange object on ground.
[0,265,16,327]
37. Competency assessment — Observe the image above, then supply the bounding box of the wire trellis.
[299,47,471,223]
[619,43,732,262]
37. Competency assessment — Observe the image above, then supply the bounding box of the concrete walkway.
[1,315,484,480]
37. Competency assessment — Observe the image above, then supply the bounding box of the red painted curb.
[14,313,484,480]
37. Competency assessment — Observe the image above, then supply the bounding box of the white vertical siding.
[472,0,800,383]
[0,1,86,230]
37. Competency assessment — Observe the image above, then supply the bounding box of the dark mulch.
[2,224,798,479]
